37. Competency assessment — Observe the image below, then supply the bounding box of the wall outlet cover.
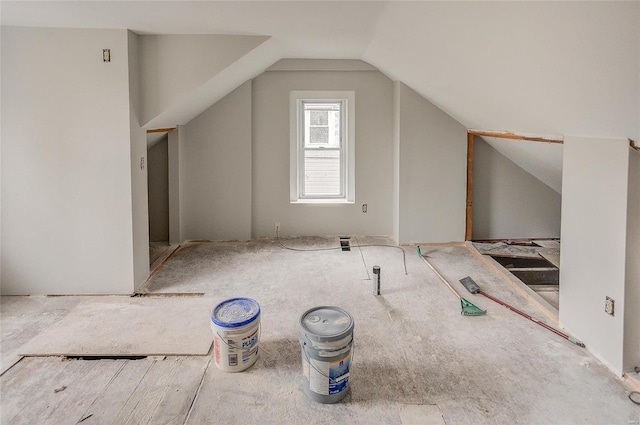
[605,296,614,316]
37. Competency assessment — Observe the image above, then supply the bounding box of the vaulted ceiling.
[3,1,639,192]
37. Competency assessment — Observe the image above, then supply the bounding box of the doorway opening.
[466,130,563,312]
[147,128,175,265]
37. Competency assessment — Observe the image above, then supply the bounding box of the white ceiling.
[3,1,639,188]
[0,1,388,58]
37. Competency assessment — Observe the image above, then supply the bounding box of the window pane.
[304,150,341,196]
[310,110,328,126]
[309,127,329,144]
[304,102,341,148]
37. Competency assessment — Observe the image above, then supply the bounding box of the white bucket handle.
[216,324,262,348]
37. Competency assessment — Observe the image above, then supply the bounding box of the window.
[290,91,355,203]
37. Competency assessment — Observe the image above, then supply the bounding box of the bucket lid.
[299,306,354,342]
[211,297,260,328]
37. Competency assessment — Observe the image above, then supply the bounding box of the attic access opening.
[465,129,564,241]
[147,127,177,266]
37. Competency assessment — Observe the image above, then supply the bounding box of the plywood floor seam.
[2,239,639,424]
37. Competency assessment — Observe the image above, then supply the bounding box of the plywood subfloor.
[533,239,561,249]
[540,250,561,268]
[0,356,209,425]
[16,297,213,357]
[2,239,639,424]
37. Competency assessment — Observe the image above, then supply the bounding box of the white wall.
[624,149,640,372]
[1,27,135,294]
[484,137,564,194]
[178,63,471,242]
[148,137,169,242]
[0,25,3,288]
[251,65,393,237]
[128,31,150,290]
[181,82,252,241]
[392,82,401,243]
[473,138,562,240]
[138,34,269,126]
[560,136,630,375]
[394,82,466,244]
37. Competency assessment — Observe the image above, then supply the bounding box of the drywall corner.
[168,127,182,244]
[392,81,401,244]
[181,81,252,241]
[624,148,640,372]
[396,82,466,243]
[129,30,150,290]
[560,135,629,375]
[1,26,135,294]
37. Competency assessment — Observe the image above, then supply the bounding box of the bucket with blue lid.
[210,297,261,372]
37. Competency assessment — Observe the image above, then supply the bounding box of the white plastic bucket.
[299,306,354,403]
[210,297,261,372]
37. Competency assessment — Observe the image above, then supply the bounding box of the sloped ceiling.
[482,137,564,194]
[2,1,639,187]
[366,2,640,139]
[138,34,270,126]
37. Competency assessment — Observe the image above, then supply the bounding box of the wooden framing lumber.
[146,127,177,134]
[468,129,563,144]
[465,132,474,241]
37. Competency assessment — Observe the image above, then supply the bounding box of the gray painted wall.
[473,138,562,240]
[179,66,469,242]
[624,149,640,372]
[1,27,136,294]
[392,82,401,243]
[138,34,268,126]
[560,136,629,375]
[128,31,150,290]
[148,137,169,242]
[394,82,466,243]
[251,68,394,237]
[181,82,253,241]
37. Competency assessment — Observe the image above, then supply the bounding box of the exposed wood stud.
[465,132,474,241]
[468,129,563,144]
[146,127,177,134]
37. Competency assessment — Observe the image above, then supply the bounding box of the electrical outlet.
[605,297,615,316]
[275,222,280,232]
[362,204,367,213]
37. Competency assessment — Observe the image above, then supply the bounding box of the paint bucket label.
[211,297,261,372]
[299,306,354,403]
[303,348,351,396]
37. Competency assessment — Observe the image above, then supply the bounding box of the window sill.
[291,199,355,205]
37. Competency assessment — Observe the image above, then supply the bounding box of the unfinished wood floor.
[2,238,639,424]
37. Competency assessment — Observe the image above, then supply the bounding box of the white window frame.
[290,91,355,204]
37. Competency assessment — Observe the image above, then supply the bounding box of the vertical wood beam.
[465,132,474,241]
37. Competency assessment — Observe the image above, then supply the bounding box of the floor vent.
[340,236,351,251]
